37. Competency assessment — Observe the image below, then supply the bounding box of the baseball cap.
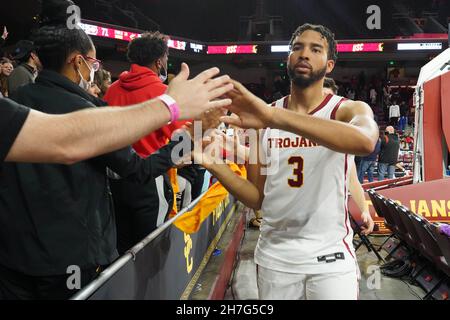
[12,40,36,61]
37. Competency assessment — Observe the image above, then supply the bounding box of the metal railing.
[71,189,209,300]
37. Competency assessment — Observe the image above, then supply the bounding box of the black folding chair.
[367,190,397,252]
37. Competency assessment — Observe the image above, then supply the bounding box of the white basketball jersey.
[255,94,356,274]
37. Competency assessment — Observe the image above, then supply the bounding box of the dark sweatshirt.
[379,134,400,165]
[1,70,188,276]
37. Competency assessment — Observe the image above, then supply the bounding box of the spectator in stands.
[378,126,400,181]
[8,40,42,97]
[272,75,286,100]
[104,31,186,156]
[359,85,367,102]
[400,136,407,150]
[323,77,338,95]
[369,86,377,105]
[388,100,400,127]
[358,71,366,87]
[0,57,13,97]
[382,85,391,118]
[0,26,7,44]
[0,1,195,299]
[0,26,8,56]
[87,82,101,97]
[358,137,381,183]
[0,58,13,76]
[93,67,111,98]
[405,134,414,150]
[346,87,355,100]
[103,31,195,254]
[399,100,408,117]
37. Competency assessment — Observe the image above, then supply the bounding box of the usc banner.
[349,178,450,233]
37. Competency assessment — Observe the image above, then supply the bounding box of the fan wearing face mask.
[77,54,98,91]
[2,0,198,299]
[104,31,185,157]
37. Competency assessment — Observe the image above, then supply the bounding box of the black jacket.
[379,134,400,165]
[112,154,200,255]
[1,70,185,275]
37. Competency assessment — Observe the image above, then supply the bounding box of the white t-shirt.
[370,89,377,102]
[389,104,400,118]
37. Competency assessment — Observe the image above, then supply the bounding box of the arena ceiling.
[0,0,448,45]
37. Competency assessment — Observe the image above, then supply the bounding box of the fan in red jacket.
[104,32,186,157]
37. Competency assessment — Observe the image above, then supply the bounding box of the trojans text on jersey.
[267,136,319,149]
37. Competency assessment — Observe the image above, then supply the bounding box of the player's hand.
[192,130,226,168]
[360,211,374,235]
[197,107,227,132]
[220,80,274,129]
[223,132,248,163]
[166,63,233,120]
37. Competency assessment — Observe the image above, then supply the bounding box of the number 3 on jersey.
[288,156,304,188]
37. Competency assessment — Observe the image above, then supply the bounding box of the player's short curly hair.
[289,23,338,62]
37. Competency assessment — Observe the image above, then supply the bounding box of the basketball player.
[198,24,379,299]
[323,77,374,235]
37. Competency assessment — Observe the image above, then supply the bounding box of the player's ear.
[326,60,335,74]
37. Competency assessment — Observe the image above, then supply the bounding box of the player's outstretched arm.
[194,131,265,210]
[222,80,378,156]
[6,64,233,164]
[348,163,374,235]
[207,163,263,210]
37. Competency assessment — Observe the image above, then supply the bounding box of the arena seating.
[367,189,450,299]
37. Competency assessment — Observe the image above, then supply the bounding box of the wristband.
[158,94,180,123]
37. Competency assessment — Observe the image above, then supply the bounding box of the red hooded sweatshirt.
[104,64,185,157]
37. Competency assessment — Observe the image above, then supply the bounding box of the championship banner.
[81,195,237,300]
[349,179,450,234]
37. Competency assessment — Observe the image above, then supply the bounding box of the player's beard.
[287,63,327,89]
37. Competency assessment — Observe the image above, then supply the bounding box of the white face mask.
[78,56,95,91]
[159,64,167,83]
